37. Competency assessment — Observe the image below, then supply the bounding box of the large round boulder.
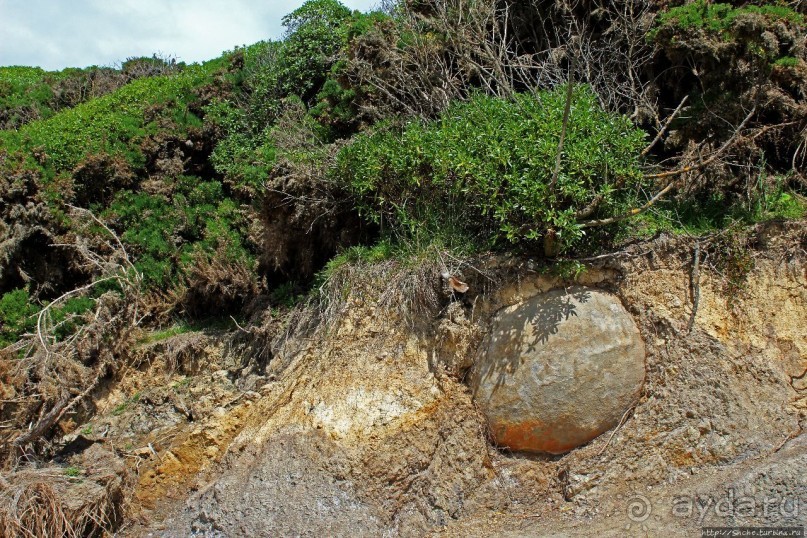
[470,286,645,454]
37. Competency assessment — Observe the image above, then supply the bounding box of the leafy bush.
[0,46,264,327]
[309,77,359,134]
[103,175,256,289]
[1,287,105,348]
[206,99,277,191]
[773,56,799,68]
[50,296,95,341]
[0,59,185,131]
[0,288,38,347]
[334,86,646,253]
[653,1,804,37]
[0,67,57,129]
[208,1,381,188]
[277,0,353,101]
[0,63,216,174]
[234,0,354,132]
[121,54,180,79]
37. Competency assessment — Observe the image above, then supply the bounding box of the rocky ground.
[34,220,805,537]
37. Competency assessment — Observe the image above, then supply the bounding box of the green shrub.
[0,53,259,319]
[103,176,255,290]
[652,1,804,38]
[0,289,99,347]
[334,86,646,253]
[317,240,395,280]
[310,77,359,135]
[624,171,806,240]
[277,0,353,100]
[650,1,805,70]
[141,322,193,344]
[237,0,353,131]
[0,64,215,174]
[773,56,799,68]
[206,99,276,191]
[761,192,806,220]
[0,67,56,128]
[64,466,82,477]
[0,288,38,347]
[211,0,376,175]
[50,296,95,341]
[0,60,187,131]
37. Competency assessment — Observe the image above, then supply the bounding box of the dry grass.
[0,467,119,538]
[316,249,440,330]
[309,243,497,335]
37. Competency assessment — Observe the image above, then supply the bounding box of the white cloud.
[0,0,379,70]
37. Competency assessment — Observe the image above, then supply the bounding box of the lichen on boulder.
[470,286,646,454]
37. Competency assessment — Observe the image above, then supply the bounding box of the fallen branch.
[596,404,635,457]
[580,181,675,228]
[645,107,756,181]
[36,276,122,359]
[574,97,689,220]
[4,206,143,465]
[66,205,138,276]
[574,192,605,219]
[772,427,802,454]
[10,395,69,459]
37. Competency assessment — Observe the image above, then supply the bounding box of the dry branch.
[582,107,757,228]
[687,242,701,333]
[641,95,688,157]
[3,207,143,466]
[549,74,575,194]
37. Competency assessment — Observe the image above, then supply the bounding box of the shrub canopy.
[335,86,647,251]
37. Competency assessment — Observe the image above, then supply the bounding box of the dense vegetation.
[0,56,181,130]
[0,0,804,476]
[337,87,647,250]
[1,0,805,340]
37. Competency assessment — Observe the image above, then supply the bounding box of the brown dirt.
[17,220,803,537]
[110,220,804,536]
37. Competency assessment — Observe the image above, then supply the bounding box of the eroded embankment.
[32,221,805,537]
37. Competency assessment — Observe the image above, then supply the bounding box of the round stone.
[469,286,646,454]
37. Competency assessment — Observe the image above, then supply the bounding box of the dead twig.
[641,95,689,157]
[687,241,701,333]
[596,405,635,458]
[12,364,109,459]
[772,427,803,454]
[4,206,143,466]
[549,68,575,194]
[644,107,756,181]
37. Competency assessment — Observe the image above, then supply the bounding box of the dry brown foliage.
[348,0,656,120]
[0,207,143,466]
[260,100,370,279]
[174,249,259,318]
[314,245,491,332]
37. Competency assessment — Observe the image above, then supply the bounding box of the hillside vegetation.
[0,0,805,533]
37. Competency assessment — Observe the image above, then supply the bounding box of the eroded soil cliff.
[29,221,804,537]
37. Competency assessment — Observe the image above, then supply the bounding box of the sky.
[0,0,378,71]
